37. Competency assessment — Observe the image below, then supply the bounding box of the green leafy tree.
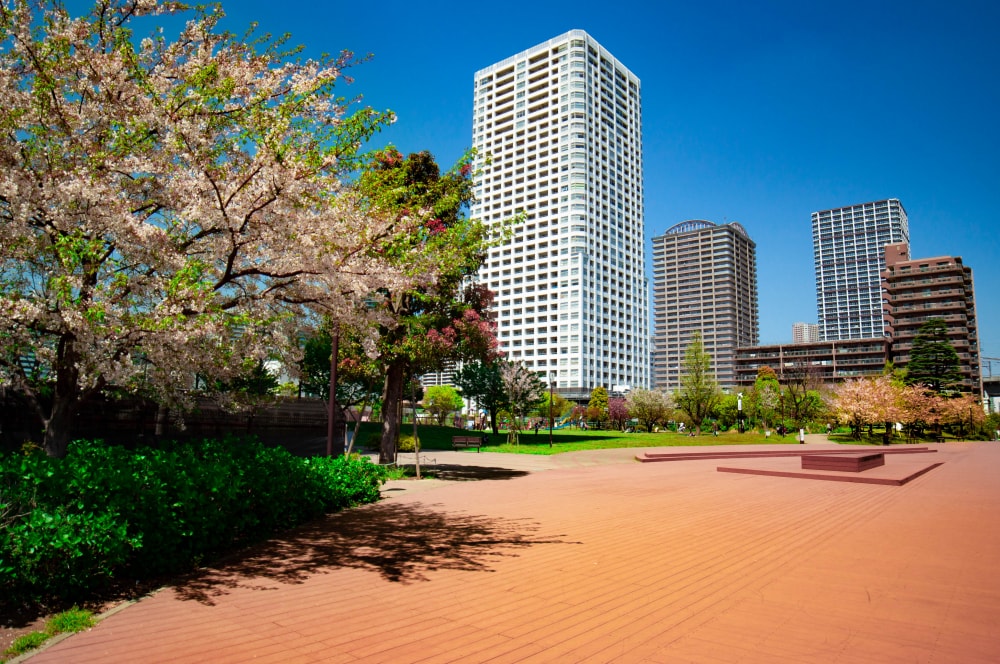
[715,393,740,429]
[781,364,828,428]
[675,332,720,434]
[300,326,383,452]
[905,318,963,393]
[587,386,610,424]
[422,385,464,426]
[453,360,507,435]
[356,148,497,462]
[536,391,572,423]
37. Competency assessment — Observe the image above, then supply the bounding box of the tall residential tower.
[812,199,909,340]
[651,220,758,391]
[471,30,648,399]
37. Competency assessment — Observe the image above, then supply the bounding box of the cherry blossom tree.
[626,388,672,432]
[0,1,411,456]
[831,376,901,442]
[500,361,544,446]
[608,397,628,431]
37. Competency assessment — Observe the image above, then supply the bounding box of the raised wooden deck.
[802,451,885,472]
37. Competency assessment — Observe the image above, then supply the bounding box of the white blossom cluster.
[0,1,436,452]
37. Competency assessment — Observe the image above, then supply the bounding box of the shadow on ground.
[172,502,575,605]
[396,464,531,482]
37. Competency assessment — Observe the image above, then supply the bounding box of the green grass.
[2,608,95,660]
[370,423,805,456]
[44,607,95,635]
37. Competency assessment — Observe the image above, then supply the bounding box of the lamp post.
[549,372,555,448]
[737,392,743,433]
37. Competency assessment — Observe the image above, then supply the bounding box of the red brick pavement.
[27,442,1000,663]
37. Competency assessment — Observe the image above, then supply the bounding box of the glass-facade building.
[812,199,909,340]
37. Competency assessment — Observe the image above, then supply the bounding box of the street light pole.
[737,392,743,433]
[549,372,555,448]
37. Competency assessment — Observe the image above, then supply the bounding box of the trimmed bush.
[0,439,386,611]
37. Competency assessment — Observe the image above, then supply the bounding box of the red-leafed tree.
[355,148,497,462]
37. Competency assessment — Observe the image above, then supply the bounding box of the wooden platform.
[802,452,885,472]
[636,446,936,463]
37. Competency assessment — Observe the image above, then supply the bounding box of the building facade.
[812,199,909,341]
[651,220,758,391]
[470,30,648,400]
[882,243,982,396]
[792,322,819,344]
[734,338,889,388]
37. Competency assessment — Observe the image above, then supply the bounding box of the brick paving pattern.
[28,442,1000,663]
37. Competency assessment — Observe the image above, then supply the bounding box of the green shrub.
[397,435,417,452]
[0,438,387,612]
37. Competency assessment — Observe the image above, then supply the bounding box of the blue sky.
[211,1,997,358]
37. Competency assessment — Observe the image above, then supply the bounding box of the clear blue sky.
[211,1,997,358]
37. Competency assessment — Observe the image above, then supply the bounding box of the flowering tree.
[626,388,672,432]
[0,1,407,456]
[608,398,629,431]
[831,376,901,442]
[500,361,544,446]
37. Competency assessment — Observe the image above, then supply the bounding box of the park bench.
[452,435,484,452]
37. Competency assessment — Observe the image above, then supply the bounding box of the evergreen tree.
[905,318,962,393]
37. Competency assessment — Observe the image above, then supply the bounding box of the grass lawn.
[360,422,805,456]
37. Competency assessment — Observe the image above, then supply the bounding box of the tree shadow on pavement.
[173,502,575,605]
[398,464,531,481]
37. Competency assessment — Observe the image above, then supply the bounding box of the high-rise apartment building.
[812,199,909,341]
[651,220,758,391]
[792,322,819,344]
[471,30,648,399]
[882,243,982,395]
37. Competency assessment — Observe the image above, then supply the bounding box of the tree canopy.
[674,332,720,434]
[0,0,411,456]
[905,318,963,393]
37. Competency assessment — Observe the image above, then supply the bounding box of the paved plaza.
[27,442,1000,663]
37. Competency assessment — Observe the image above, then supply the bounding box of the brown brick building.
[882,243,982,396]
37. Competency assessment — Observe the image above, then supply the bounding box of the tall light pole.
[737,392,743,434]
[549,372,555,448]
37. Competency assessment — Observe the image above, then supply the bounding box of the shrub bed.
[0,438,386,612]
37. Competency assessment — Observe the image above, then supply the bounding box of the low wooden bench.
[802,452,884,473]
[452,435,484,452]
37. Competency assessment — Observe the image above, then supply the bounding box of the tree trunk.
[380,360,406,463]
[43,397,77,458]
[43,338,86,458]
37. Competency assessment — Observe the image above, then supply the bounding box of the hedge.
[0,438,386,611]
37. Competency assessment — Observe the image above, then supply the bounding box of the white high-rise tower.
[471,30,648,400]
